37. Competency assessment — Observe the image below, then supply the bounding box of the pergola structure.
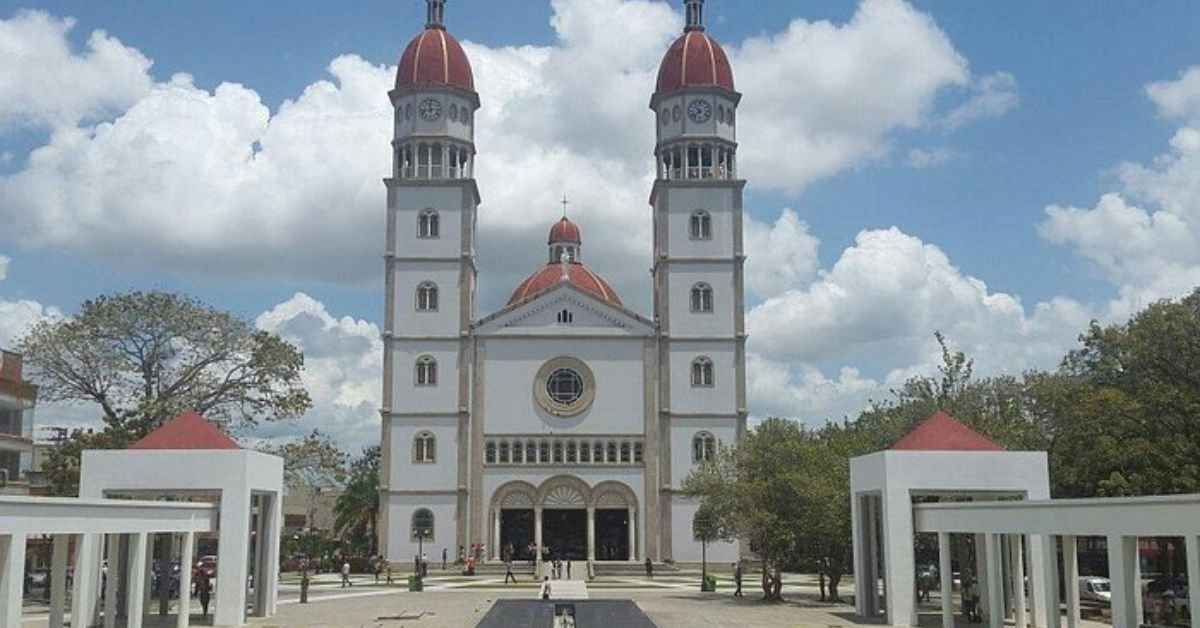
[851,411,1200,628]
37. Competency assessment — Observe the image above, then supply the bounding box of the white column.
[534,506,543,577]
[0,533,28,628]
[103,534,122,628]
[127,532,148,628]
[852,493,867,616]
[1062,536,1079,628]
[1011,535,1027,628]
[586,507,596,561]
[986,534,1004,628]
[976,534,991,622]
[1108,535,1139,628]
[1038,535,1060,628]
[215,488,253,627]
[1186,535,1200,628]
[938,532,953,628]
[143,533,155,615]
[158,533,174,616]
[627,507,636,561]
[492,509,501,561]
[48,534,70,628]
[882,489,918,627]
[178,532,194,628]
[72,533,101,628]
[865,496,881,615]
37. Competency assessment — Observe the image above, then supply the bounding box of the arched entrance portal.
[490,477,638,562]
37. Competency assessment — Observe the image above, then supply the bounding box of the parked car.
[1079,576,1112,604]
[196,555,218,578]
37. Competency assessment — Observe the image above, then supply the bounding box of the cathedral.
[380,0,745,566]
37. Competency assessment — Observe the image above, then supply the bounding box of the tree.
[692,501,735,588]
[18,290,312,494]
[335,446,381,556]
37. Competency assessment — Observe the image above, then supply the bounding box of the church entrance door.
[594,509,630,561]
[541,509,586,560]
[500,509,535,561]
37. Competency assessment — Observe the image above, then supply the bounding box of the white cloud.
[732,0,970,195]
[0,254,60,350]
[252,293,382,451]
[0,254,7,281]
[906,147,955,169]
[1040,66,1200,317]
[744,209,820,300]
[745,227,1092,422]
[938,71,1019,130]
[0,10,152,129]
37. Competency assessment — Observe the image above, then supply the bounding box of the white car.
[1079,576,1112,604]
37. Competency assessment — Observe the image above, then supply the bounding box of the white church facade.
[380,0,745,566]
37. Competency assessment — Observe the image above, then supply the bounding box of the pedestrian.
[385,560,394,585]
[505,556,517,584]
[373,556,381,584]
[421,553,429,578]
[733,562,743,597]
[566,559,572,580]
[458,545,465,564]
[541,576,551,600]
[197,569,212,616]
[341,560,353,588]
[645,557,653,578]
[442,548,448,571]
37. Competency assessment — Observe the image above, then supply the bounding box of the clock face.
[418,98,442,121]
[688,99,712,123]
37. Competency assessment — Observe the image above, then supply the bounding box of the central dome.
[507,217,623,308]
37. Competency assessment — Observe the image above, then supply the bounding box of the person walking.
[442,548,448,571]
[644,557,653,578]
[341,560,353,588]
[505,557,518,584]
[197,568,212,617]
[540,576,551,600]
[385,559,393,584]
[373,556,381,584]
[733,562,743,597]
[566,559,572,580]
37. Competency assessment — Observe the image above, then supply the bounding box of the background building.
[0,349,37,495]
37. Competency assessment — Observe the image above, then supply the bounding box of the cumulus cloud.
[0,255,60,350]
[0,10,152,129]
[253,293,382,451]
[744,209,820,300]
[938,71,1019,130]
[1040,65,1200,317]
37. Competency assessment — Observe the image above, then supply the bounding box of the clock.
[687,99,712,123]
[418,98,442,121]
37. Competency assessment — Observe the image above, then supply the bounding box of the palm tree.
[334,447,380,556]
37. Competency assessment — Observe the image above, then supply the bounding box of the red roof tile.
[656,30,735,94]
[129,411,241,451]
[507,263,624,308]
[890,411,1003,452]
[396,27,474,91]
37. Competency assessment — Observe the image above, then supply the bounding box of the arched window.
[690,283,714,313]
[416,282,438,311]
[552,441,564,463]
[485,441,496,464]
[593,442,605,464]
[418,209,439,239]
[634,442,644,463]
[411,508,435,541]
[527,440,538,463]
[415,355,437,386]
[692,432,716,463]
[690,210,712,240]
[413,432,436,463]
[539,441,550,464]
[691,356,715,387]
[499,441,510,464]
[620,441,631,463]
[606,441,618,463]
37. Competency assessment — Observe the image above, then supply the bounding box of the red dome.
[656,30,735,94]
[548,218,581,244]
[396,27,474,91]
[508,263,623,308]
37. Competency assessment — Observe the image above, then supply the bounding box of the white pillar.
[985,534,1004,628]
[534,507,543,577]
[158,533,174,616]
[103,534,122,628]
[627,507,636,561]
[976,533,991,622]
[127,532,148,628]
[1037,535,1060,628]
[492,508,501,561]
[72,533,101,628]
[48,534,70,628]
[1062,536,1079,628]
[0,533,28,628]
[586,507,595,561]
[1186,535,1200,628]
[1108,535,1139,628]
[1010,535,1027,628]
[178,532,194,628]
[143,533,155,615]
[882,490,918,626]
[938,532,953,628]
[215,488,253,627]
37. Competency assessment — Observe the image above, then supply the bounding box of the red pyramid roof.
[891,411,1002,452]
[129,410,241,450]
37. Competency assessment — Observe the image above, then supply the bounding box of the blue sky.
[3,0,1200,448]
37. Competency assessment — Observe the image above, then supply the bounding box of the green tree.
[335,446,381,556]
[19,290,312,494]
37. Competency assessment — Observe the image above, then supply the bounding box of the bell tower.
[649,0,746,563]
[381,0,479,562]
